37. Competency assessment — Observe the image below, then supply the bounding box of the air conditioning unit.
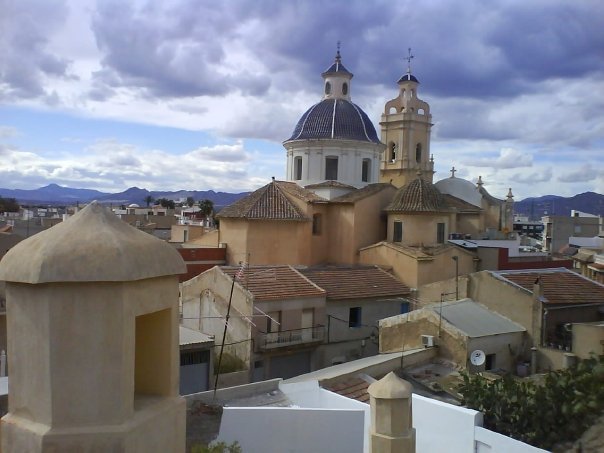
[421,334,435,348]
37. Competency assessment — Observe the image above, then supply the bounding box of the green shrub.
[191,440,242,453]
[458,355,604,450]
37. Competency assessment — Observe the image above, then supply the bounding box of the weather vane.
[405,47,415,74]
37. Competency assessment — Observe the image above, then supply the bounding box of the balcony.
[258,325,325,351]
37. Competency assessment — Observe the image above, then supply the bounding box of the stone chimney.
[0,202,187,452]
[367,371,416,453]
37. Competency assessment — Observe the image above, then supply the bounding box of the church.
[216,49,514,289]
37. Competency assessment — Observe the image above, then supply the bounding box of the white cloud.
[0,126,19,139]
[557,164,602,183]
[466,148,533,169]
[0,140,265,192]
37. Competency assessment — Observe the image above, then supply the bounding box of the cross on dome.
[450,166,457,178]
[405,48,415,74]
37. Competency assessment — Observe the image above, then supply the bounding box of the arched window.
[325,82,331,95]
[389,142,396,162]
[415,143,422,163]
[294,156,302,180]
[361,158,371,182]
[342,82,348,95]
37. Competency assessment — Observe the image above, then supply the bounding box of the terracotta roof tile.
[216,181,310,221]
[304,181,357,190]
[330,183,394,204]
[495,268,604,305]
[386,177,446,212]
[299,266,410,300]
[324,376,371,403]
[222,265,325,302]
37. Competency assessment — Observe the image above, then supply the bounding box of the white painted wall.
[413,393,482,453]
[214,379,546,453]
[217,407,364,453]
[281,380,371,453]
[475,427,548,453]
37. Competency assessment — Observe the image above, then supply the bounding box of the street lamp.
[452,256,459,300]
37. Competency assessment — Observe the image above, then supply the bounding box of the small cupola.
[321,43,353,101]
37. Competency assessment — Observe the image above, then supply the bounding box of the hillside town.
[1,22,604,453]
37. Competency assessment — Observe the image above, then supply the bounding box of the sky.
[0,0,603,199]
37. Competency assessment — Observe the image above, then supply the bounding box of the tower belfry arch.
[379,49,434,188]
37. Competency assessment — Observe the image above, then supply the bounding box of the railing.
[258,325,325,350]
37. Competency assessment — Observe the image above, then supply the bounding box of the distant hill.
[0,184,108,204]
[514,192,604,219]
[0,184,249,209]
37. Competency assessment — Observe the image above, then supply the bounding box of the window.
[312,213,322,235]
[342,82,348,95]
[437,222,445,244]
[389,142,396,162]
[325,81,331,95]
[294,156,302,180]
[325,156,338,180]
[574,225,582,233]
[393,220,403,242]
[362,158,371,182]
[485,354,496,370]
[349,307,362,328]
[266,311,281,333]
[415,143,422,163]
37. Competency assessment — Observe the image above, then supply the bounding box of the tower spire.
[404,47,415,75]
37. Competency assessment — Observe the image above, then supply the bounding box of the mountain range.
[1,184,603,217]
[0,184,249,209]
[513,191,604,219]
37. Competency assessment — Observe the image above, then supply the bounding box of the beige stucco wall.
[572,323,604,359]
[468,271,539,352]
[360,243,474,289]
[379,309,524,372]
[3,276,185,453]
[170,225,205,243]
[219,219,249,265]
[416,276,470,307]
[379,310,467,365]
[180,267,253,367]
[387,213,452,246]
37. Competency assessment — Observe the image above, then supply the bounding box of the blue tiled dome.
[286,99,380,143]
[398,73,419,83]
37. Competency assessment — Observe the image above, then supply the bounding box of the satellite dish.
[470,350,486,366]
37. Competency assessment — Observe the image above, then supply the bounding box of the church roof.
[216,180,311,221]
[435,176,482,208]
[397,73,419,84]
[386,177,446,212]
[330,183,394,204]
[442,194,481,213]
[322,60,352,77]
[285,98,380,144]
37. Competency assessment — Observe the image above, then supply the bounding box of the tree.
[458,355,604,450]
[0,196,19,213]
[198,199,214,219]
[144,195,154,207]
[154,198,175,209]
[186,196,195,207]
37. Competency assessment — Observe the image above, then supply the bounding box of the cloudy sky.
[0,0,603,198]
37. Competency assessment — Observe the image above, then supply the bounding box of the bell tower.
[379,49,434,188]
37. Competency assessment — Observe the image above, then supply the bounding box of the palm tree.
[144,195,154,207]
